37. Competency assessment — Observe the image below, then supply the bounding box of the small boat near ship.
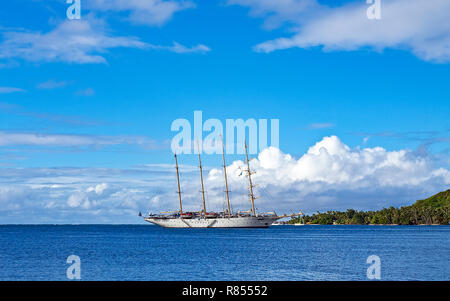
[141,138,301,228]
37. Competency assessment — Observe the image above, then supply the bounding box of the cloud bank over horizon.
[1,136,448,224]
[201,136,449,215]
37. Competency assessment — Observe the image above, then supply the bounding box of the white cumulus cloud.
[0,16,210,65]
[205,136,450,211]
[231,0,450,63]
[0,17,147,64]
[86,183,109,195]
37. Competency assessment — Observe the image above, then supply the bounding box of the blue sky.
[1,0,449,223]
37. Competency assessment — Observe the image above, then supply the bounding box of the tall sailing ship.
[141,138,300,228]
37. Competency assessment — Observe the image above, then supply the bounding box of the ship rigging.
[141,138,301,228]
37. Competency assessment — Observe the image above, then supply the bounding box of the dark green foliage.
[289,190,450,225]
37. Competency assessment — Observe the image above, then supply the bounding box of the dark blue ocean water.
[0,225,448,281]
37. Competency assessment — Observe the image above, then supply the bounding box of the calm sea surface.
[0,225,448,281]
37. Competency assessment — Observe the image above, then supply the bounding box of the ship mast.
[221,135,231,217]
[244,140,257,216]
[174,154,183,214]
[197,143,207,216]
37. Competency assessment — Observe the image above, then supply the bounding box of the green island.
[289,189,450,225]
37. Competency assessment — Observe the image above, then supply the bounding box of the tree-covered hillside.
[289,190,450,225]
[413,189,450,208]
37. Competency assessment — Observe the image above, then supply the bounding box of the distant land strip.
[289,190,450,225]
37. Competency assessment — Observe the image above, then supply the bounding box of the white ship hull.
[144,216,281,228]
